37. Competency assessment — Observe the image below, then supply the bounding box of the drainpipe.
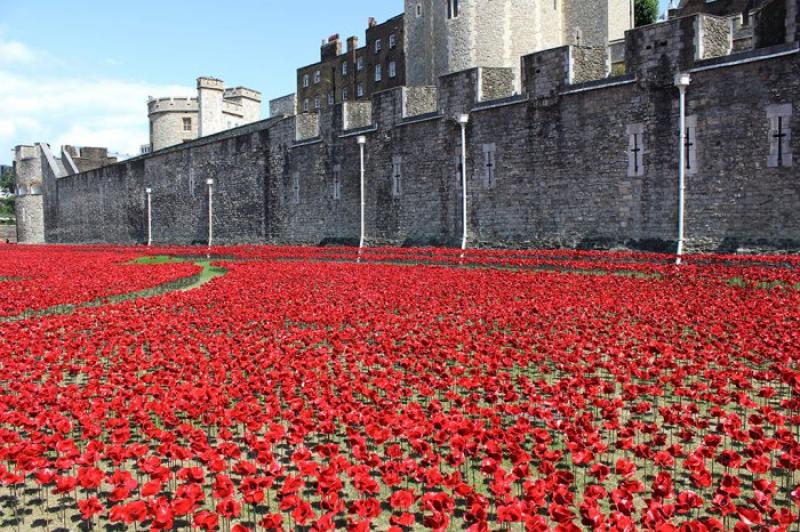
[674,73,691,265]
[457,114,470,251]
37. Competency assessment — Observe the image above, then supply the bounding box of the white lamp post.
[206,178,214,249]
[145,187,152,247]
[674,73,691,266]
[357,135,367,251]
[457,113,470,251]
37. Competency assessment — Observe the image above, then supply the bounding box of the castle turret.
[147,77,263,152]
[14,145,45,244]
[198,77,226,138]
[404,0,633,89]
[147,97,199,152]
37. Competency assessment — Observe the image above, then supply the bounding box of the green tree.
[0,168,15,221]
[0,167,13,193]
[635,0,659,27]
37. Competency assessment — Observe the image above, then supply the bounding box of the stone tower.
[147,77,263,152]
[198,76,226,138]
[13,145,45,244]
[404,0,633,88]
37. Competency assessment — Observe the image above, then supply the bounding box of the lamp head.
[674,73,691,89]
[206,178,214,186]
[356,135,367,145]
[457,113,470,125]
[145,187,152,194]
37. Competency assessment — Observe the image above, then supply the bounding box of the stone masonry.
[17,7,800,253]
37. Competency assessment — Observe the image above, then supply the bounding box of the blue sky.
[0,0,670,161]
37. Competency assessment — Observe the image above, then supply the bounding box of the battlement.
[270,94,297,117]
[197,76,225,91]
[224,87,262,101]
[15,145,37,161]
[148,97,199,115]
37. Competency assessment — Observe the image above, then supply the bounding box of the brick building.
[296,15,405,113]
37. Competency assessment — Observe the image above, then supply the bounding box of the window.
[342,88,349,100]
[375,64,382,82]
[389,61,397,78]
[684,115,698,176]
[391,156,402,197]
[357,83,364,97]
[292,174,300,205]
[342,62,348,76]
[375,39,382,54]
[183,117,192,131]
[389,34,397,49]
[333,165,342,200]
[303,74,309,88]
[328,92,335,106]
[302,99,309,112]
[314,95,321,109]
[626,124,645,177]
[482,143,496,187]
[314,70,321,84]
[767,104,793,168]
[416,4,422,17]
[357,57,364,71]
[447,0,459,19]
[453,147,464,187]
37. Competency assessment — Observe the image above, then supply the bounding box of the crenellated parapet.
[147,97,199,115]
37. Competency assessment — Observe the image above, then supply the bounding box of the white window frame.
[447,0,459,19]
[357,83,364,97]
[375,64,382,82]
[389,61,397,78]
[389,34,397,49]
[314,95,321,109]
[416,4,422,17]
[328,92,335,106]
[303,74,309,88]
[342,88,349,100]
[342,62,348,76]
[357,57,364,71]
[375,39,382,54]
[314,70,321,84]
[302,99,309,112]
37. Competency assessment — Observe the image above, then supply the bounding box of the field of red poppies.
[0,244,798,531]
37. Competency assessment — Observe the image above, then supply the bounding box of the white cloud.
[0,39,37,65]
[0,32,196,160]
[0,67,194,160]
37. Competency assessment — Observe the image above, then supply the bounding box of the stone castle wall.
[36,14,800,252]
[0,225,16,243]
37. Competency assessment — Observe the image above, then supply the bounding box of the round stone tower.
[147,97,199,152]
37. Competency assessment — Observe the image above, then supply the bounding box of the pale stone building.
[147,77,262,153]
[404,0,634,89]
